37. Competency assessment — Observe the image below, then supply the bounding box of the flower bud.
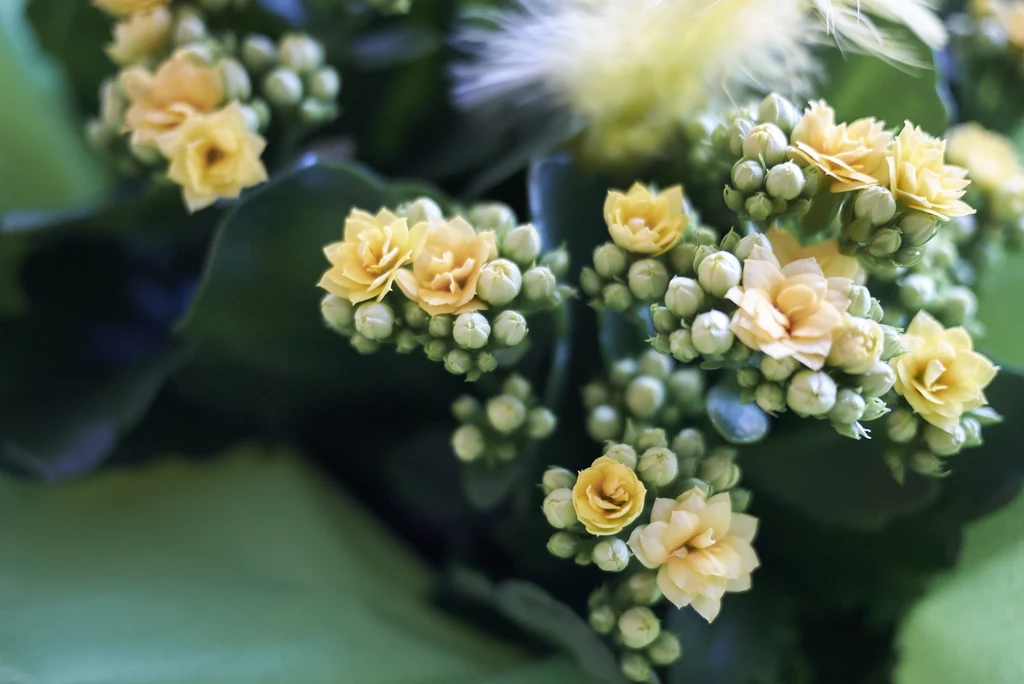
[488,310,527,347]
[593,242,628,278]
[625,376,666,419]
[451,425,485,462]
[263,67,303,107]
[669,243,699,275]
[587,405,622,442]
[861,396,888,422]
[237,104,262,132]
[744,192,773,221]
[453,312,491,350]
[755,382,786,413]
[899,274,936,309]
[487,395,526,434]
[730,487,753,513]
[242,34,278,72]
[542,468,576,495]
[734,232,771,261]
[847,285,873,318]
[907,450,945,477]
[580,268,603,298]
[444,349,474,375]
[308,66,341,100]
[899,213,939,247]
[619,607,661,649]
[476,259,522,306]
[603,283,633,312]
[943,286,977,325]
[350,333,379,354]
[860,361,896,398]
[354,301,394,340]
[220,58,252,101]
[845,216,874,244]
[298,97,338,125]
[925,423,966,457]
[469,203,517,239]
[743,123,788,165]
[395,329,418,353]
[894,246,924,268]
[321,294,354,333]
[878,324,904,361]
[691,310,735,356]
[526,407,557,440]
[637,430,668,454]
[651,306,679,335]
[699,449,740,491]
[542,488,577,529]
[759,355,798,382]
[757,93,800,133]
[173,13,207,45]
[664,277,705,320]
[595,445,637,474]
[697,251,742,298]
[638,447,678,487]
[278,33,324,74]
[621,653,652,684]
[666,367,704,405]
[854,186,897,226]
[477,351,498,374]
[731,160,765,193]
[671,427,706,461]
[648,632,683,666]
[582,382,610,410]
[829,317,885,374]
[726,116,754,156]
[428,314,453,338]
[249,98,271,130]
[828,388,866,424]
[541,247,570,279]
[962,417,983,447]
[668,329,698,363]
[885,409,918,444]
[869,228,902,257]
[451,395,481,422]
[423,339,447,362]
[633,350,671,381]
[736,367,762,389]
[501,223,542,264]
[765,161,805,200]
[522,266,556,302]
[609,358,639,387]
[592,538,630,572]
[547,531,578,559]
[627,259,669,301]
[786,370,837,417]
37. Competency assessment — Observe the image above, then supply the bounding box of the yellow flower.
[93,0,170,17]
[946,122,1024,195]
[121,50,225,147]
[999,4,1024,49]
[395,218,497,316]
[572,456,646,536]
[765,225,865,283]
[319,209,428,304]
[604,183,687,256]
[725,246,851,371]
[158,103,268,213]
[828,315,885,374]
[106,7,171,66]
[875,123,974,220]
[891,311,998,433]
[789,100,891,193]
[627,488,758,622]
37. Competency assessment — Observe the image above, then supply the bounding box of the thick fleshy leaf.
[707,381,771,445]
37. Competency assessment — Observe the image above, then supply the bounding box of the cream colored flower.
[627,488,758,622]
[604,183,687,256]
[998,3,1024,49]
[395,219,497,315]
[93,0,170,17]
[765,225,865,283]
[319,210,428,304]
[572,456,647,536]
[725,246,851,371]
[946,122,1024,194]
[788,100,891,192]
[875,123,975,220]
[891,311,998,433]
[158,103,268,213]
[828,315,885,374]
[106,7,171,66]
[121,50,225,147]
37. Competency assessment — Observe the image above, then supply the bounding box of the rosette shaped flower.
[158,103,268,212]
[121,50,225,147]
[106,7,171,66]
[876,123,974,220]
[572,456,646,536]
[788,101,891,192]
[765,225,864,283]
[891,312,998,433]
[319,209,427,304]
[396,218,497,315]
[828,315,885,374]
[628,489,758,622]
[725,246,851,371]
[93,0,169,17]
[604,183,686,256]
[946,123,1024,195]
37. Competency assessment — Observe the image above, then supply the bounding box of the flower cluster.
[450,374,557,466]
[319,198,571,381]
[89,0,339,211]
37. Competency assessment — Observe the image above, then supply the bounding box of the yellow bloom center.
[572,456,646,536]
[604,183,686,256]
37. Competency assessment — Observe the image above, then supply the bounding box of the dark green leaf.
[26,0,111,111]
[707,382,771,445]
[463,460,522,512]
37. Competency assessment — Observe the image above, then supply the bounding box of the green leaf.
[463,460,523,512]
[706,382,771,445]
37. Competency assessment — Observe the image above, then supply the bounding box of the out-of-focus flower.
[572,456,647,536]
[765,225,864,282]
[93,0,170,17]
[628,488,759,622]
[946,122,1024,194]
[604,183,686,256]
[875,123,974,220]
[788,100,891,192]
[106,7,171,66]
[996,3,1024,49]
[891,311,997,433]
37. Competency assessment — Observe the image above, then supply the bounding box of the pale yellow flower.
[788,100,891,192]
[999,4,1024,49]
[946,122,1024,194]
[395,219,497,315]
[891,311,998,433]
[627,488,758,622]
[725,246,851,371]
[158,103,268,213]
[765,225,865,283]
[121,50,225,147]
[828,315,885,374]
[106,7,171,66]
[93,0,170,17]
[875,123,974,220]
[319,210,428,304]
[572,456,647,536]
[604,183,686,256]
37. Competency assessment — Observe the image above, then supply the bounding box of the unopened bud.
[697,251,742,298]
[634,350,671,381]
[298,98,338,125]
[869,228,902,257]
[765,161,805,200]
[278,33,324,73]
[925,423,966,456]
[744,192,773,221]
[399,197,443,227]
[724,185,746,213]
[730,487,753,512]
[173,13,207,45]
[699,449,740,491]
[428,314,453,338]
[541,247,570,279]
[737,367,762,389]
[580,267,602,298]
[861,396,889,422]
[321,294,354,333]
[860,361,896,398]
[547,531,578,559]
[527,407,557,439]
[589,604,617,634]
[523,266,557,302]
[829,388,866,423]
[731,160,765,193]
[423,339,447,362]
[755,382,786,413]
[943,286,977,325]
[691,310,735,356]
[487,395,526,434]
[854,186,897,225]
[395,329,418,353]
[665,276,705,320]
[786,370,837,417]
[621,653,652,684]
[542,488,577,529]
[887,409,919,443]
[470,204,517,240]
[847,285,873,318]
[734,232,770,261]
[829,317,885,374]
[743,123,788,165]
[220,58,252,101]
[619,607,661,649]
[609,358,638,387]
[587,405,622,442]
[476,351,498,374]
[601,444,637,470]
[444,349,474,375]
[899,274,936,309]
[668,329,698,363]
[671,427,706,461]
[638,447,678,487]
[501,223,542,264]
[647,632,683,666]
[542,467,576,494]
[242,34,278,72]
[263,67,303,106]
[582,382,610,409]
[354,301,394,340]
[962,417,983,447]
[760,355,798,382]
[477,259,522,305]
[908,450,945,477]
[308,66,340,100]
[666,368,704,406]
[593,242,628,278]
[900,213,939,247]
[757,93,800,133]
[592,538,630,572]
[453,312,491,349]
[603,283,633,312]
[451,425,485,462]
[491,310,528,347]
[625,376,666,419]
[451,395,481,422]
[628,259,669,301]
[651,306,680,333]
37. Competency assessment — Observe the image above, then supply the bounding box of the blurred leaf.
[347,25,441,69]
[597,309,651,366]
[463,460,522,512]
[706,382,771,445]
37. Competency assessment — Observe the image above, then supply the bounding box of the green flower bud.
[278,33,324,73]
[886,409,918,443]
[621,653,652,684]
[666,368,704,405]
[527,407,557,439]
[743,123,788,165]
[350,333,379,354]
[582,381,610,409]
[638,447,678,487]
[691,310,734,356]
[869,228,902,257]
[861,396,889,422]
[440,349,473,376]
[894,246,924,268]
[395,329,418,353]
[648,631,683,666]
[610,358,639,387]
[744,192,773,221]
[453,312,491,349]
[242,34,278,72]
[492,310,528,347]
[759,355,798,382]
[308,66,340,101]
[899,213,939,247]
[669,329,698,363]
[476,351,498,374]
[737,367,762,389]
[604,443,638,469]
[699,449,740,491]
[637,349,674,380]
[236,104,262,132]
[651,306,680,334]
[637,428,668,452]
[625,376,666,419]
[173,13,207,45]
[619,607,661,649]
[476,259,522,306]
[423,339,447,362]
[907,450,945,477]
[925,423,966,456]
[734,232,770,261]
[542,467,576,494]
[644,332,666,357]
[298,98,338,126]
[451,395,481,422]
[948,214,977,244]
[845,216,874,244]
[589,605,618,635]
[497,375,529,402]
[829,388,866,423]
[697,251,742,298]
[593,242,629,278]
[451,425,485,462]
[730,487,753,512]
[321,294,354,333]
[501,223,542,264]
[726,116,754,156]
[859,361,896,398]
[854,186,897,225]
[220,58,252,101]
[603,283,634,312]
[671,427,706,461]
[470,204,517,240]
[943,286,977,325]
[541,247,570,279]
[428,314,453,338]
[580,267,603,298]
[588,405,622,442]
[542,488,577,529]
[847,285,873,318]
[755,382,786,413]
[627,259,669,301]
[962,417,983,447]
[899,274,936,309]
[547,531,578,559]
[263,67,303,107]
[731,160,765,193]
[667,244,697,276]
[354,301,394,340]
[249,98,271,130]
[692,243,718,271]
[766,161,805,200]
[624,571,662,606]
[786,370,837,417]
[487,395,526,434]
[592,538,630,572]
[878,324,904,361]
[757,93,800,133]
[664,276,705,320]
[522,266,557,302]
[724,185,746,213]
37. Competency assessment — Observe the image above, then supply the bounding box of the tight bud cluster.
[244,32,339,125]
[882,404,1000,481]
[586,583,683,682]
[837,187,938,270]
